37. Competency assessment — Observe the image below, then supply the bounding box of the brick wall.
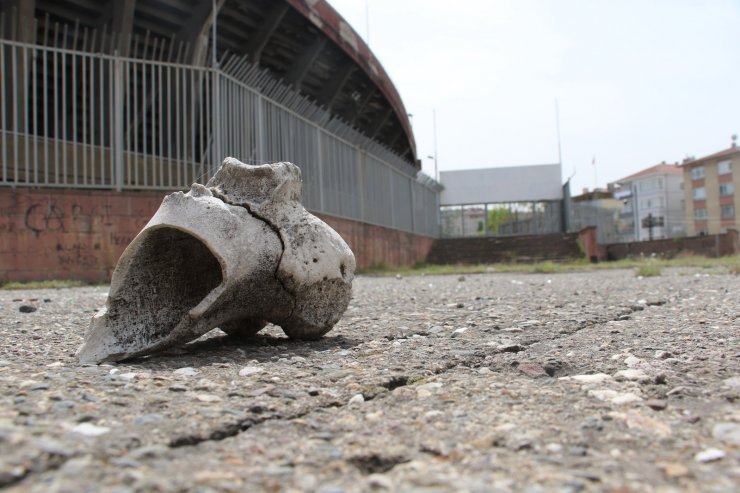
[601,229,739,260]
[425,233,583,265]
[0,188,435,283]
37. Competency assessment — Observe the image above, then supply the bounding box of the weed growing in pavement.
[0,280,87,290]
[635,265,662,277]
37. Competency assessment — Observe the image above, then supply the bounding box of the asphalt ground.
[0,267,738,492]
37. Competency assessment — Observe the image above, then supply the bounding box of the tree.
[487,207,511,234]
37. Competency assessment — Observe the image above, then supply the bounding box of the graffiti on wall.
[1,191,159,281]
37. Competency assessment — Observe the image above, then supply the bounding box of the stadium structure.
[0,0,441,282]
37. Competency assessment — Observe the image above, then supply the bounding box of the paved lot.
[1,267,738,492]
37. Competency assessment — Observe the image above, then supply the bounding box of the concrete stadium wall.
[0,188,435,283]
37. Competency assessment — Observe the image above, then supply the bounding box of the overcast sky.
[328,0,740,194]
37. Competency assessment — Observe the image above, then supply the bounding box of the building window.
[718,159,732,175]
[694,208,707,220]
[691,166,705,180]
[693,187,706,200]
[719,182,735,196]
[721,204,735,219]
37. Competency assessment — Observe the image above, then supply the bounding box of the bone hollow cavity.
[78,159,355,364]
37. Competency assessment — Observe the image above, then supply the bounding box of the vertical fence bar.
[114,55,124,191]
[30,45,38,184]
[175,64,181,187]
[212,67,221,168]
[12,46,19,184]
[141,60,147,187]
[90,54,96,184]
[166,64,173,187]
[157,59,163,188]
[61,49,67,184]
[149,61,156,187]
[133,58,139,186]
[53,41,59,184]
[99,53,106,185]
[72,51,77,186]
[22,45,30,184]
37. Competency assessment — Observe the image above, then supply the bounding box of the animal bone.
[78,159,355,364]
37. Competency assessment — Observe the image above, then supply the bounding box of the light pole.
[432,109,438,181]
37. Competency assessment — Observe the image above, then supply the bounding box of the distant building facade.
[612,164,685,241]
[439,164,563,237]
[681,142,740,236]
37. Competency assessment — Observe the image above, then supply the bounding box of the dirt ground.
[1,267,738,492]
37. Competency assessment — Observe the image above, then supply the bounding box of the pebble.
[70,422,111,436]
[559,373,612,384]
[518,363,548,378]
[173,367,199,377]
[654,350,672,359]
[645,399,668,411]
[694,448,726,463]
[611,392,643,405]
[624,355,641,368]
[238,366,263,377]
[614,369,650,382]
[348,394,364,406]
[18,305,37,313]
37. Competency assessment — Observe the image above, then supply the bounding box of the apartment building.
[612,164,685,241]
[682,140,740,235]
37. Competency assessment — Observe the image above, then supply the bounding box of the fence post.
[316,129,324,212]
[113,54,124,191]
[212,67,222,169]
[256,92,265,163]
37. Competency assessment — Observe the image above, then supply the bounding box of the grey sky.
[328,0,740,194]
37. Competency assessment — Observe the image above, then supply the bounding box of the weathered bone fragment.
[78,159,355,364]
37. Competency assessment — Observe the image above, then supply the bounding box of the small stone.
[694,448,725,463]
[518,363,548,378]
[614,369,650,383]
[193,393,221,403]
[71,422,111,436]
[654,350,672,359]
[457,276,466,282]
[173,367,198,377]
[348,394,364,406]
[559,373,612,384]
[168,384,188,392]
[545,443,563,453]
[645,399,667,411]
[456,302,464,308]
[611,392,643,405]
[587,389,617,401]
[428,326,444,335]
[624,355,641,368]
[367,474,393,490]
[238,366,263,377]
[712,423,740,445]
[452,327,468,335]
[19,305,37,313]
[497,343,523,353]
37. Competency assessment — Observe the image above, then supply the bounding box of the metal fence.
[0,36,440,237]
[439,201,563,238]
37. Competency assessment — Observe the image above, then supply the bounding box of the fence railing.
[0,37,440,237]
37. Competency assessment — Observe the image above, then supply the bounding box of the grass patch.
[635,264,662,277]
[532,261,564,274]
[357,254,740,278]
[0,280,87,290]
